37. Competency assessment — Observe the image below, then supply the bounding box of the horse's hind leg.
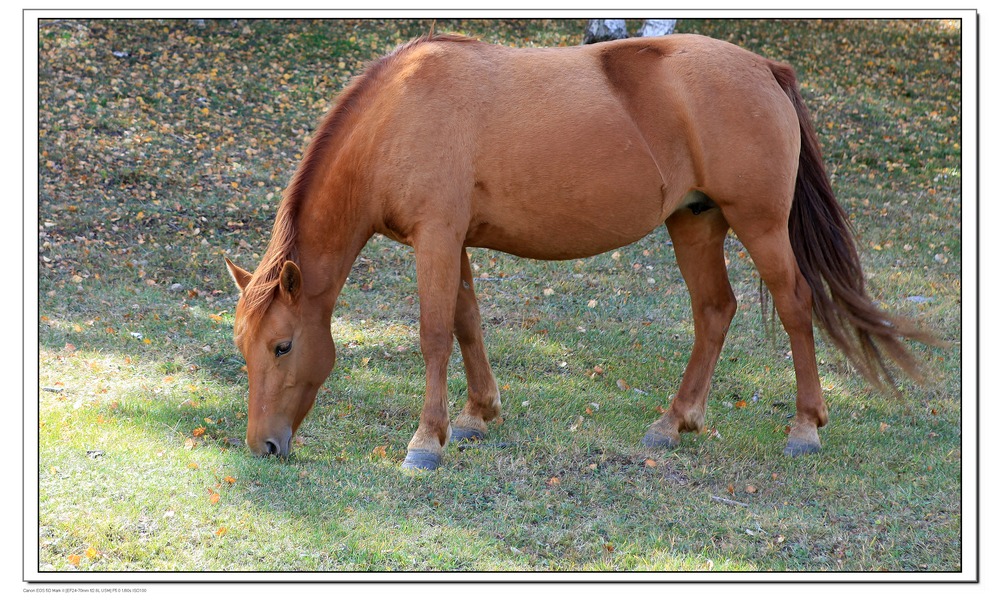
[451,249,501,441]
[725,209,828,456]
[644,208,736,449]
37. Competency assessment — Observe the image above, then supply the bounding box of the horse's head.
[224,257,335,458]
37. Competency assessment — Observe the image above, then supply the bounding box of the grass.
[35,18,963,574]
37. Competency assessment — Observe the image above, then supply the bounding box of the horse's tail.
[768,61,936,393]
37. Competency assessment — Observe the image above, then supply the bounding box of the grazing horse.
[225,32,931,469]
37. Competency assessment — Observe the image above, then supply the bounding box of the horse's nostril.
[264,440,279,455]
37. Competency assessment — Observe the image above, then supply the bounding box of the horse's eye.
[275,341,292,357]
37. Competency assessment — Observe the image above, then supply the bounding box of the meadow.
[36,18,963,573]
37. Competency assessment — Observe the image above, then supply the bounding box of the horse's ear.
[225,256,252,292]
[279,261,303,303]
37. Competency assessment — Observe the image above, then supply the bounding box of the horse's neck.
[295,184,373,316]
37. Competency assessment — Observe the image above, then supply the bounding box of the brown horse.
[225,32,931,469]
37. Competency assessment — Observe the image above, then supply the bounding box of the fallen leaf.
[85,546,98,559]
[734,400,747,409]
[644,458,657,468]
[192,426,206,437]
[547,476,560,486]
[68,554,81,566]
[879,422,890,433]
[746,485,758,494]
[372,445,387,458]
[215,526,227,536]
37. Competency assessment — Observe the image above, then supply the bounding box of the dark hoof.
[642,430,679,449]
[450,426,486,442]
[783,438,821,457]
[401,449,442,471]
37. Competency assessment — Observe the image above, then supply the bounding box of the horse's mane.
[236,32,479,337]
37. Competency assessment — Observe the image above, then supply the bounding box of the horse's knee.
[420,327,454,360]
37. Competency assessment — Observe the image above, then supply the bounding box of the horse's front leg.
[451,248,501,442]
[402,232,463,470]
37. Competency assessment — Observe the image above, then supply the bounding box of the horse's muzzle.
[248,426,292,458]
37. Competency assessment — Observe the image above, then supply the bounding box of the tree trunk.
[583,19,677,44]
[583,19,629,44]
[638,19,677,37]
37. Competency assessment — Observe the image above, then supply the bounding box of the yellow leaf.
[188,462,199,469]
[85,546,98,559]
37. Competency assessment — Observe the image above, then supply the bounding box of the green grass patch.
[36,18,963,573]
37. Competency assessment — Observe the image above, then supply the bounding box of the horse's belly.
[466,188,668,260]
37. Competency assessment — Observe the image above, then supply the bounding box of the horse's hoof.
[401,449,442,471]
[450,426,486,442]
[642,430,680,449]
[783,438,821,457]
